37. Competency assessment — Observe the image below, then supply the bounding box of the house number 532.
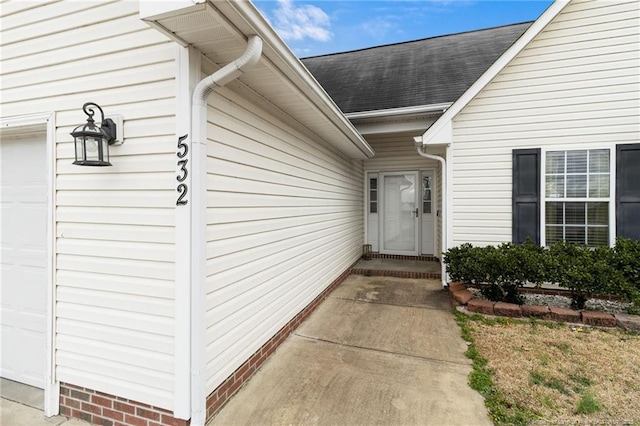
[176,134,189,206]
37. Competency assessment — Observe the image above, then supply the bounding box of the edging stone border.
[449,282,640,331]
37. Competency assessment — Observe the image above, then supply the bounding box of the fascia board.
[420,0,570,145]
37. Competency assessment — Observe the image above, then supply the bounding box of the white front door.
[380,172,419,255]
[421,170,435,255]
[0,132,48,389]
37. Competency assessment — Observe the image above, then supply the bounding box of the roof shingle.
[302,22,532,114]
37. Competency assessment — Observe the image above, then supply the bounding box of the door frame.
[379,171,420,256]
[0,112,59,416]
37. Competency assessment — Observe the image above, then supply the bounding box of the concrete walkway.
[209,275,491,426]
[0,399,84,426]
[0,379,84,426]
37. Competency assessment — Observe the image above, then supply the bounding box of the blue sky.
[254,0,554,57]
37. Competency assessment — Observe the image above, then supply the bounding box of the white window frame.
[540,146,616,247]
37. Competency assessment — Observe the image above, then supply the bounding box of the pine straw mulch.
[467,317,640,424]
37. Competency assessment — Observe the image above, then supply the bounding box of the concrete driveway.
[209,274,491,426]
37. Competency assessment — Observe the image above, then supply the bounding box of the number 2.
[176,184,188,206]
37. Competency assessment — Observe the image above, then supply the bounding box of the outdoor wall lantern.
[71,102,122,166]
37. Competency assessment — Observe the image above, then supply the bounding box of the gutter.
[190,35,263,426]
[414,136,448,288]
[345,103,452,120]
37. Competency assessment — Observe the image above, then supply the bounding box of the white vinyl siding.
[451,0,640,247]
[1,1,178,410]
[363,133,444,256]
[204,84,364,392]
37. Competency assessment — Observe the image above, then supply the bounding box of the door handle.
[414,208,419,217]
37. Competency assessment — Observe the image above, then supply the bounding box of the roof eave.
[141,0,374,159]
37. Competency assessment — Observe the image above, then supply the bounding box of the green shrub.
[547,241,633,309]
[444,241,545,304]
[612,238,640,305]
[443,238,640,307]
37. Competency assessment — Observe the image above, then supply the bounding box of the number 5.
[177,134,188,158]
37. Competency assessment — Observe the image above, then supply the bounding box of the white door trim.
[379,171,420,256]
[0,112,59,416]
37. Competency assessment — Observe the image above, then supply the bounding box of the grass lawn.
[456,311,640,425]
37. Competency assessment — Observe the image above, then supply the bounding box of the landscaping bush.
[443,238,640,308]
[547,241,628,309]
[611,238,640,305]
[444,241,547,304]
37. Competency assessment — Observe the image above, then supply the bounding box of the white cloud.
[359,16,399,40]
[272,0,332,42]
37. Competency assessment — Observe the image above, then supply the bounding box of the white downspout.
[190,35,263,426]
[414,137,448,288]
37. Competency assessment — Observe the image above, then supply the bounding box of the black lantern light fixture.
[71,102,118,166]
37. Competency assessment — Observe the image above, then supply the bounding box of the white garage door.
[1,132,48,389]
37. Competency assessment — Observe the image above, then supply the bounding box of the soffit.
[142,1,373,159]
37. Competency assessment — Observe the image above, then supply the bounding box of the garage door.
[0,132,48,389]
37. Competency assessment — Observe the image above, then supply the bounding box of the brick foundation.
[59,383,188,426]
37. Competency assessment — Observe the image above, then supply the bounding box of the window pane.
[546,202,563,225]
[587,226,608,247]
[566,175,587,197]
[370,190,377,201]
[423,202,431,214]
[589,175,609,198]
[370,202,377,214]
[546,226,563,245]
[589,149,610,173]
[587,202,608,225]
[565,202,586,225]
[567,150,587,173]
[546,151,565,174]
[546,176,564,198]
[565,226,586,244]
[370,178,377,190]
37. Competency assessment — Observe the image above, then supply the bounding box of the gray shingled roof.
[301,22,532,114]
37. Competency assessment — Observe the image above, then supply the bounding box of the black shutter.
[616,144,640,240]
[513,148,541,244]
